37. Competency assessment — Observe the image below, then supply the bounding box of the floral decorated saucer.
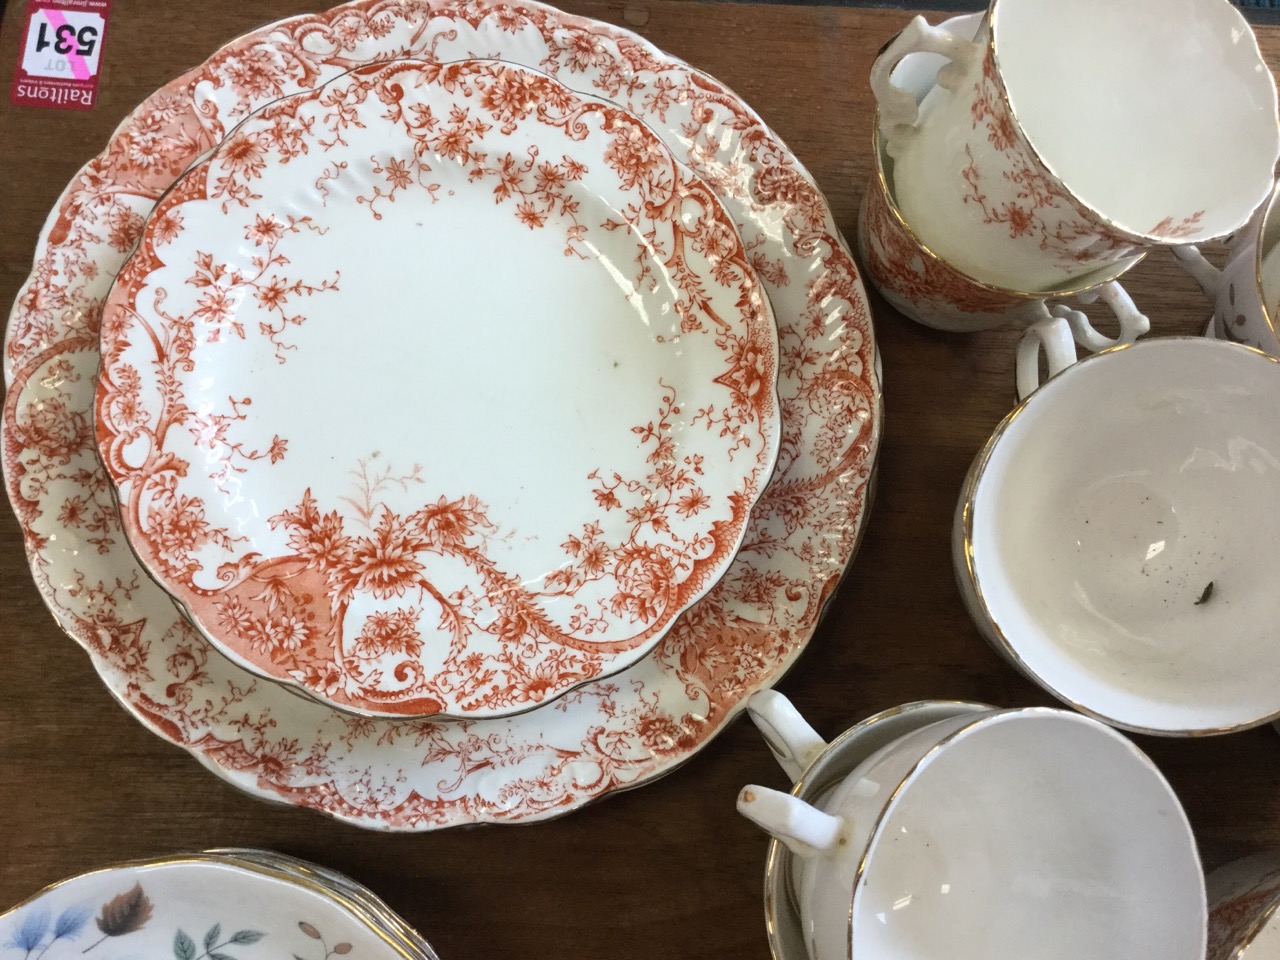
[95,58,782,720]
[206,849,436,959]
[0,854,437,960]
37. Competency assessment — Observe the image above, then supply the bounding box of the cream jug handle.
[736,785,846,858]
[746,690,828,782]
[870,15,982,143]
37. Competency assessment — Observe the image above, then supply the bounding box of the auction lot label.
[11,0,111,110]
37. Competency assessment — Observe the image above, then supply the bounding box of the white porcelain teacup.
[858,11,1150,335]
[861,125,1149,338]
[870,1,1280,291]
[1175,180,1280,356]
[955,324,1280,734]
[1207,852,1280,960]
[737,691,1206,960]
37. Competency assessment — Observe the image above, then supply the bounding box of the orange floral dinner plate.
[94,58,782,720]
[3,0,880,829]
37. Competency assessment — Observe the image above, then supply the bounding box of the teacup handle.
[1056,280,1150,352]
[746,690,829,783]
[1171,245,1224,301]
[870,15,983,142]
[1016,310,1081,401]
[1018,281,1150,399]
[1171,193,1268,302]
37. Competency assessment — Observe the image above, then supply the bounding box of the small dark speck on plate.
[1194,581,1215,606]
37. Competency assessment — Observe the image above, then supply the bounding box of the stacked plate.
[0,850,438,960]
[3,0,882,829]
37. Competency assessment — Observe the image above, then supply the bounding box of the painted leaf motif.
[205,924,222,950]
[53,905,91,940]
[174,929,196,960]
[97,884,153,937]
[209,951,236,960]
[12,909,49,951]
[298,923,321,940]
[229,931,264,945]
[333,944,352,955]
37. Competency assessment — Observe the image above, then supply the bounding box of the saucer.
[205,850,436,959]
[0,854,436,960]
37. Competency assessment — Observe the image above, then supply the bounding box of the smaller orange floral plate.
[95,59,782,720]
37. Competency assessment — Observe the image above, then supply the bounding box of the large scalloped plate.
[3,0,881,829]
[95,56,783,720]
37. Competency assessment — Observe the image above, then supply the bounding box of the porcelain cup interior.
[791,708,1205,960]
[758,700,993,960]
[889,0,1278,290]
[869,11,1146,310]
[961,337,1280,734]
[986,0,1278,241]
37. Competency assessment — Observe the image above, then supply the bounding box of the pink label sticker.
[10,0,110,111]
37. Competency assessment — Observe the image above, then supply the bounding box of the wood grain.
[1,4,1277,958]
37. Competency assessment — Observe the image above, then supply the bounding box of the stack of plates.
[0,851,438,960]
[3,0,882,830]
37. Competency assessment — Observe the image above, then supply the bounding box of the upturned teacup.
[860,125,1149,336]
[737,691,1206,960]
[955,323,1280,734]
[858,12,1148,335]
[871,0,1280,291]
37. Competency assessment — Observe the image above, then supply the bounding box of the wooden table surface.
[2,2,1277,957]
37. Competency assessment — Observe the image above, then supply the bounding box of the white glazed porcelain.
[1207,853,1280,960]
[1175,180,1280,356]
[738,692,1206,960]
[857,12,1148,334]
[956,325,1280,734]
[205,850,436,959]
[95,57,782,720]
[871,1,1280,291]
[753,696,993,960]
[0,854,437,960]
[3,0,880,829]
